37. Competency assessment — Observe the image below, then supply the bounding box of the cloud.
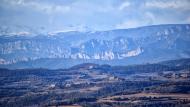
[115,10,157,29]
[145,0,190,10]
[118,1,131,10]
[0,0,190,34]
[144,12,155,23]
[186,17,190,23]
[48,24,90,34]
[2,0,71,14]
[116,20,143,29]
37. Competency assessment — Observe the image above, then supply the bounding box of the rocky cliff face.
[0,24,190,68]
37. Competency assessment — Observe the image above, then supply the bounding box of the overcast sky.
[0,0,190,34]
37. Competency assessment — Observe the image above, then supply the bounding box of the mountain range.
[0,24,190,69]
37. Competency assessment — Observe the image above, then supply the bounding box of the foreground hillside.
[0,58,190,107]
[0,24,190,69]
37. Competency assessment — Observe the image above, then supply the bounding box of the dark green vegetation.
[0,58,190,107]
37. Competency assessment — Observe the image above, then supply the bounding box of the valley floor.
[0,59,190,107]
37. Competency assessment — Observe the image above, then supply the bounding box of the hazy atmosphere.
[0,0,190,34]
[0,0,190,107]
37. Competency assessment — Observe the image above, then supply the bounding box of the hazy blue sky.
[0,0,190,34]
